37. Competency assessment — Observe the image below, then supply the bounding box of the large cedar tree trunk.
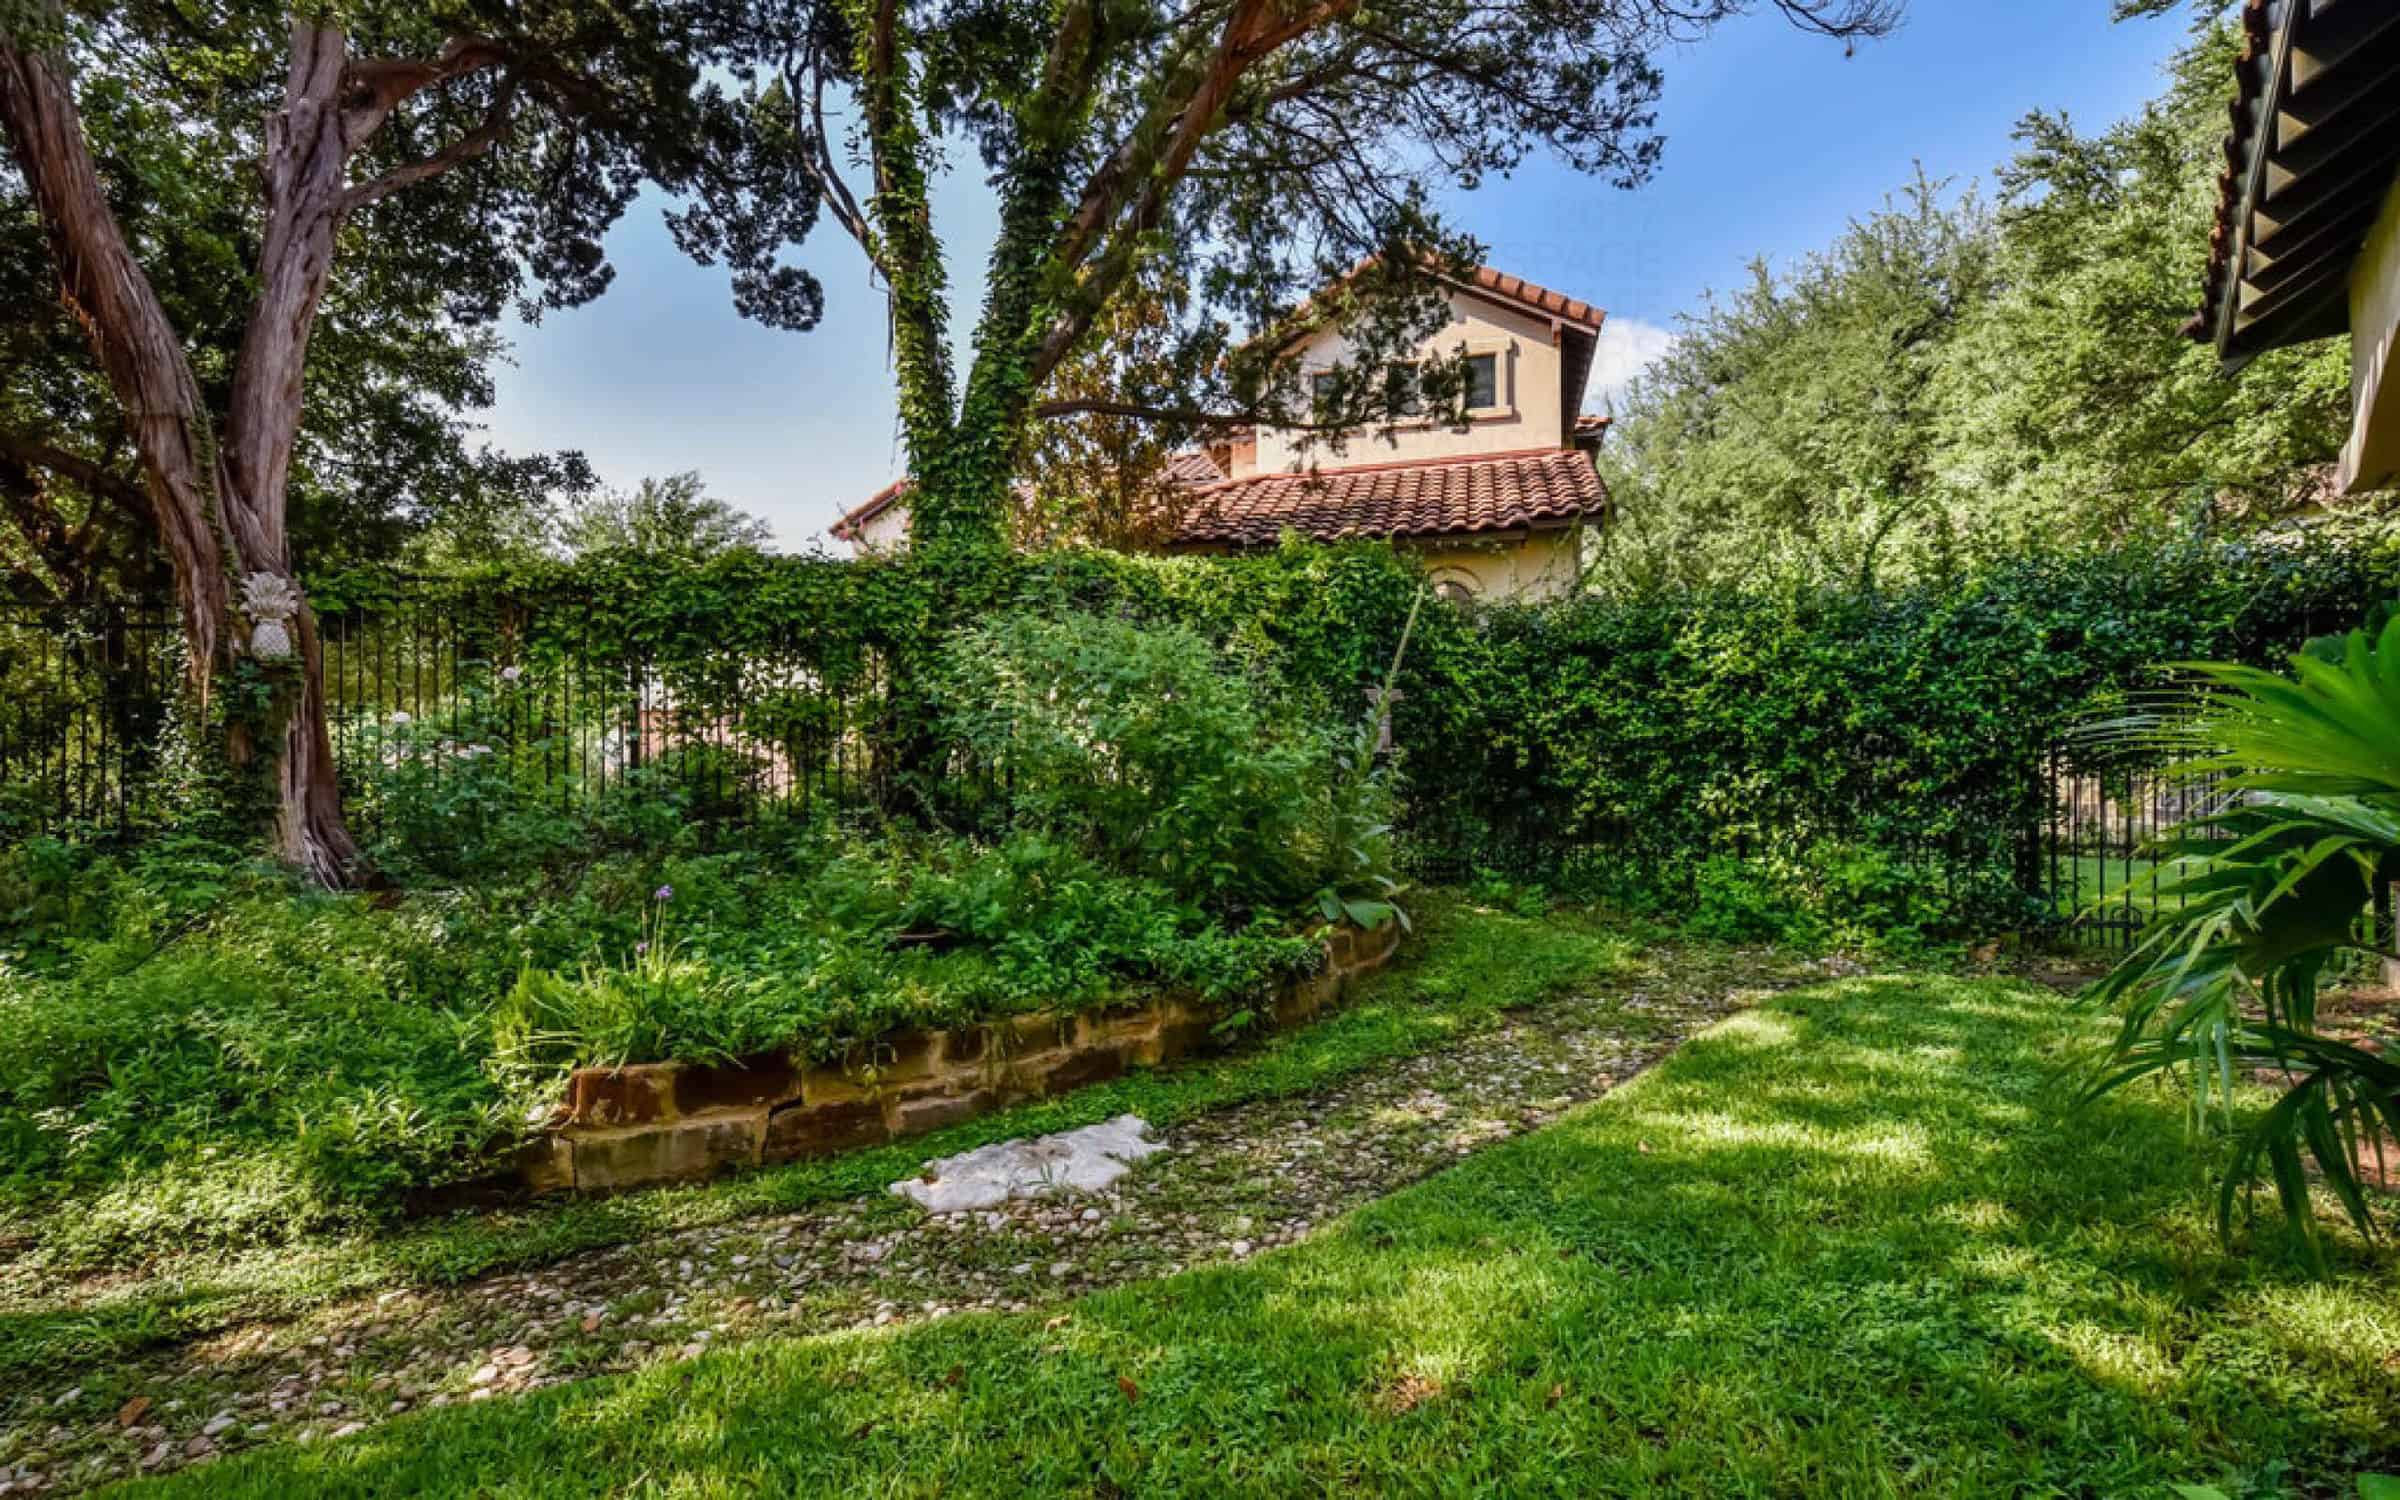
[0,21,365,881]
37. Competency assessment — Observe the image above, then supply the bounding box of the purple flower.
[653,884,674,904]
[634,940,650,956]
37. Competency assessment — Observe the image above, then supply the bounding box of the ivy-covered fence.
[8,533,2396,933]
[1414,539,2397,932]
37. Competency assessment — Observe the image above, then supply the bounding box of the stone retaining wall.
[521,919,1402,1194]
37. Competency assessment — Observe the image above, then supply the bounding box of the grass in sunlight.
[125,973,2400,1498]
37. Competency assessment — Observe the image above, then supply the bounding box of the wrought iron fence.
[0,602,186,834]
[1,589,908,840]
[315,594,902,833]
[2030,750,2237,950]
[0,591,2354,953]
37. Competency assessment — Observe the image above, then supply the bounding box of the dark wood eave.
[2198,0,2400,370]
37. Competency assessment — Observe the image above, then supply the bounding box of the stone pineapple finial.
[241,571,301,661]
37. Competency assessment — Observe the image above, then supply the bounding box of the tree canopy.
[1592,12,2366,595]
[558,471,775,561]
[726,0,1900,552]
[0,0,818,876]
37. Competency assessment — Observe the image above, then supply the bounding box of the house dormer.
[1229,266,1606,479]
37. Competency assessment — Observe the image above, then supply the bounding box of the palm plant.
[2081,613,2400,1258]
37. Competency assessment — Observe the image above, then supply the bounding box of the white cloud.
[1585,316,1676,414]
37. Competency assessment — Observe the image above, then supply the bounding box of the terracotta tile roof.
[1463,266,1604,333]
[1572,413,1613,441]
[1266,258,1605,356]
[2190,0,2400,358]
[1170,447,1605,548]
[830,477,910,540]
[1164,448,1225,484]
[837,452,1226,541]
[2191,0,2283,343]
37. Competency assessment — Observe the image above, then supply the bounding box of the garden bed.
[521,920,1400,1194]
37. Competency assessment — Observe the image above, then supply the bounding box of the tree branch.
[1035,396,1358,433]
[793,53,882,277]
[1030,0,1364,391]
[338,34,511,144]
[0,426,152,514]
[339,72,522,215]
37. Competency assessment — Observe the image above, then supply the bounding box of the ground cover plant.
[0,608,1392,1260]
[108,970,2400,1499]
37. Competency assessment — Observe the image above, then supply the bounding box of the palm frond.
[2078,610,2400,1260]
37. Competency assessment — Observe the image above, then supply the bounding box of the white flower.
[500,666,523,683]
[390,711,412,726]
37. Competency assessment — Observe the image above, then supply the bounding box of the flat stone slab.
[891,1114,1167,1213]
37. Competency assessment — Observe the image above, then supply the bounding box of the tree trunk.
[0,20,363,882]
[272,604,360,883]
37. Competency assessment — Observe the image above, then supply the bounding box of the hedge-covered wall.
[301,530,2400,926]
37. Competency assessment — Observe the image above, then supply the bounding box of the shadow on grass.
[116,973,2400,1498]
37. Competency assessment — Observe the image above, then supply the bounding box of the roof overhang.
[2196,0,2400,370]
[830,477,909,541]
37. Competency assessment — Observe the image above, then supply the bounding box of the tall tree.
[557,471,775,560]
[1595,173,2000,592]
[1593,9,2366,595]
[0,2,816,881]
[726,0,1901,557]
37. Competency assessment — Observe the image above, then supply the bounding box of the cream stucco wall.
[1414,528,1584,602]
[2344,172,2400,494]
[846,504,911,553]
[1244,289,1565,477]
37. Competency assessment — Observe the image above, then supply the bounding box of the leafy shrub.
[0,876,507,1254]
[347,672,587,884]
[1,812,1331,1253]
[2080,609,2400,1258]
[937,610,1340,914]
[1687,856,1800,944]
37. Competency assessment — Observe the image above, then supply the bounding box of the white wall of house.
[846,504,911,553]
[2345,173,2400,495]
[1244,288,1568,477]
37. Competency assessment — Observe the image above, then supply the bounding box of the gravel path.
[0,963,1809,1495]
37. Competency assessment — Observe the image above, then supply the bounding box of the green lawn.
[119,972,2400,1498]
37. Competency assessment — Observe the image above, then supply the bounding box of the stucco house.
[832,264,1613,600]
[2191,0,2400,492]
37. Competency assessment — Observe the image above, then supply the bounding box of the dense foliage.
[0,601,1370,1252]
[1595,16,2369,593]
[37,531,2400,932]
[1427,536,2400,937]
[11,527,2398,1250]
[2082,612,2400,1260]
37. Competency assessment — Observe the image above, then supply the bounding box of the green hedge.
[300,529,2400,929]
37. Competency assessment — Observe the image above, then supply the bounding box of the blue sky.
[478,1,2199,550]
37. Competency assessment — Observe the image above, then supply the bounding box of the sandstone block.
[571,1112,761,1190]
[763,1098,888,1161]
[887,1086,995,1138]
[567,1064,679,1127]
[517,1136,575,1194]
[673,1057,799,1116]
